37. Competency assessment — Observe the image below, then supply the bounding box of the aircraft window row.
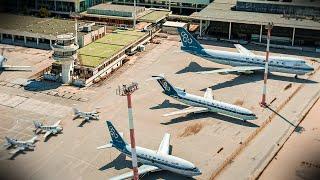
[140,154,170,164]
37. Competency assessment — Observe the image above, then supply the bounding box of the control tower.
[51,33,79,84]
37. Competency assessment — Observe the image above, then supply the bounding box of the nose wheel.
[294,74,298,79]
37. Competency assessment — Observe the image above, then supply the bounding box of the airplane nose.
[196,168,202,175]
[306,64,314,71]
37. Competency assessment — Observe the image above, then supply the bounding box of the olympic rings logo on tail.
[109,126,119,139]
[181,31,193,45]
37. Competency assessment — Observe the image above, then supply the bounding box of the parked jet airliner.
[177,27,314,77]
[152,75,256,121]
[97,121,201,179]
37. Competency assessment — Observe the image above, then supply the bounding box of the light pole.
[133,0,136,29]
[260,22,273,107]
[116,82,139,180]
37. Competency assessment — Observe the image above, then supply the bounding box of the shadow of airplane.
[24,80,61,92]
[99,153,132,171]
[142,171,196,180]
[176,61,220,74]
[9,148,34,160]
[150,100,189,110]
[201,71,317,91]
[77,119,99,127]
[266,106,304,133]
[161,112,259,128]
[78,120,89,127]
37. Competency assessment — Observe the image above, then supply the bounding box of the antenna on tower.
[70,12,81,46]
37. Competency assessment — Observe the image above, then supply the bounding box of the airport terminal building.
[2,0,108,15]
[190,0,320,51]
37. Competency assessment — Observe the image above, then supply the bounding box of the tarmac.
[0,37,319,180]
[259,98,320,180]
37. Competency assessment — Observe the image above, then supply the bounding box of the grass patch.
[79,43,124,67]
[96,33,141,46]
[139,11,169,23]
[78,29,146,68]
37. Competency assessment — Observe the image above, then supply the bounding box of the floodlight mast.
[70,12,81,45]
[116,82,139,180]
[260,22,273,107]
[134,0,136,29]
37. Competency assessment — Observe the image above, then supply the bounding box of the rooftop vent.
[80,22,95,32]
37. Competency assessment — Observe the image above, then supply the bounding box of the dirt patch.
[179,123,204,138]
[234,99,244,106]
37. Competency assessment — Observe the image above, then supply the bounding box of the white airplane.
[33,120,63,140]
[97,121,201,179]
[151,74,257,121]
[0,47,32,71]
[73,108,100,122]
[3,136,37,155]
[177,27,314,78]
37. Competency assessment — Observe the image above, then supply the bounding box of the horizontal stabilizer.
[97,143,113,150]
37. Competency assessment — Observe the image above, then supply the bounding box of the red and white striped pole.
[260,22,273,107]
[117,83,139,180]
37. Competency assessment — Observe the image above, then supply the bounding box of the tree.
[39,7,50,18]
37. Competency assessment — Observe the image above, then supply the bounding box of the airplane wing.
[204,88,213,101]
[2,65,32,71]
[234,44,255,56]
[9,147,25,154]
[43,131,52,139]
[157,133,170,155]
[53,120,61,126]
[163,107,208,117]
[109,165,159,180]
[196,66,265,74]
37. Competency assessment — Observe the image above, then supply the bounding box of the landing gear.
[294,74,298,79]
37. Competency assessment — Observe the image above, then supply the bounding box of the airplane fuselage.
[78,112,99,120]
[7,139,34,149]
[183,47,314,75]
[167,90,256,120]
[39,126,62,133]
[116,145,201,177]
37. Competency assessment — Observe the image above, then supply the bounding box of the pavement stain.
[179,122,204,138]
[234,99,244,106]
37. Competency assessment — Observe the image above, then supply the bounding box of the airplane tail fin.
[73,108,80,115]
[105,121,127,149]
[33,121,42,129]
[3,136,12,147]
[151,74,178,96]
[177,27,203,51]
